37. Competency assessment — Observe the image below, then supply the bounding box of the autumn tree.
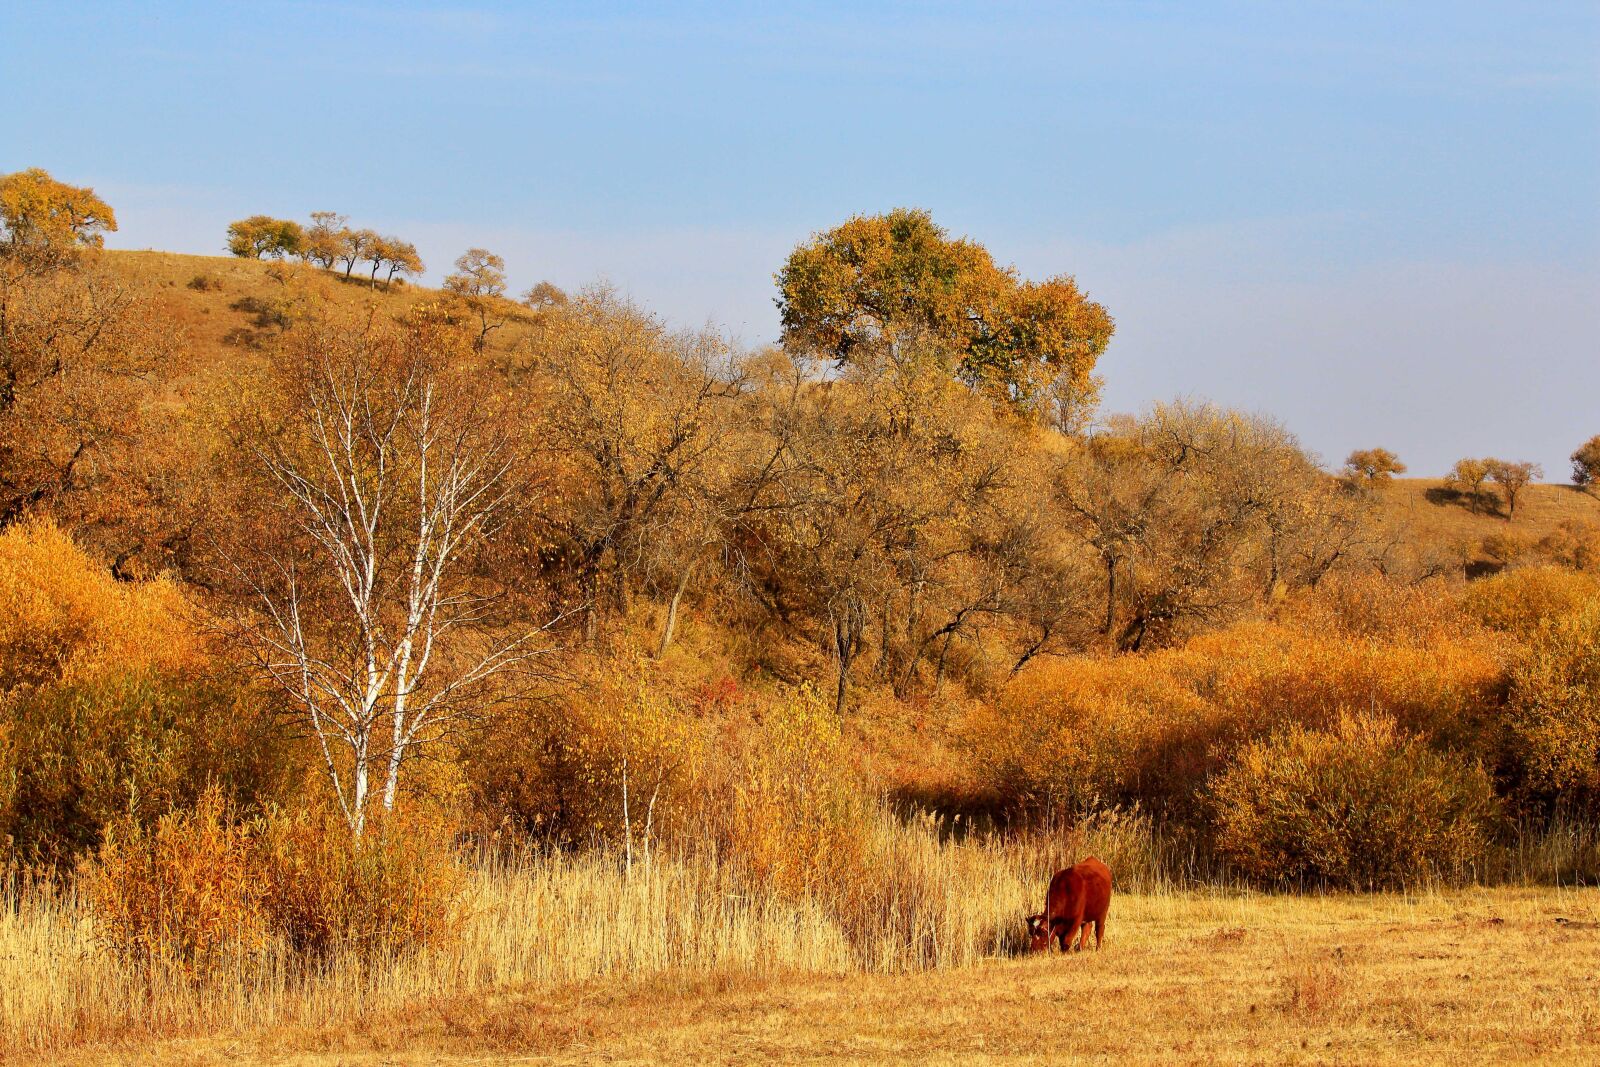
[775,208,1113,419]
[444,248,510,351]
[1341,447,1406,492]
[1447,458,1494,514]
[0,168,117,272]
[1488,459,1541,522]
[303,211,347,269]
[0,174,176,538]
[515,286,745,644]
[378,237,423,289]
[522,280,568,310]
[337,228,378,279]
[1572,435,1600,495]
[234,311,544,835]
[226,215,304,259]
[1057,403,1343,650]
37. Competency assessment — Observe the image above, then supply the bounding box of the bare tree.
[237,314,545,834]
[1488,459,1542,522]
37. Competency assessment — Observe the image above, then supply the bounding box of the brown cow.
[1026,856,1112,953]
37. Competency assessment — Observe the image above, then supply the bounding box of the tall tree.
[235,312,543,834]
[337,228,379,279]
[0,168,117,271]
[1488,459,1541,521]
[1447,458,1494,514]
[444,248,510,351]
[303,211,347,269]
[380,237,423,289]
[776,209,1113,418]
[1341,447,1406,492]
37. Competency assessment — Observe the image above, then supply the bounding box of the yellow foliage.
[1208,712,1495,888]
[1461,566,1600,639]
[0,517,203,692]
[1506,599,1600,804]
[82,794,463,967]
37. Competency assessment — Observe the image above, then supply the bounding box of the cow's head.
[1025,913,1050,952]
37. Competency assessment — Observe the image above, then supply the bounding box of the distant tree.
[1488,459,1542,521]
[226,216,304,260]
[379,238,423,289]
[362,235,389,287]
[522,280,568,310]
[1341,447,1407,492]
[1446,458,1494,514]
[337,228,378,279]
[303,211,347,269]
[0,168,117,270]
[444,248,509,351]
[776,208,1113,418]
[1572,435,1600,495]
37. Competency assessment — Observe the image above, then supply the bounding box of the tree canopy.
[0,168,117,268]
[775,209,1113,420]
[226,215,305,259]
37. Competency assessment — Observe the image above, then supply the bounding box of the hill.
[1379,477,1600,571]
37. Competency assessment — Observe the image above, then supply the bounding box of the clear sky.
[3,1,1596,477]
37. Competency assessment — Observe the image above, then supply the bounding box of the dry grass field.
[1381,477,1600,565]
[11,884,1598,1066]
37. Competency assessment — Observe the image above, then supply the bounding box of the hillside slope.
[101,252,1600,574]
[1379,477,1600,568]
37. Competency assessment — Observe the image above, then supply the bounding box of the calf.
[1026,856,1112,953]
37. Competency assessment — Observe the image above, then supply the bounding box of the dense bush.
[1505,600,1600,810]
[82,794,463,966]
[463,668,707,848]
[1461,566,1600,638]
[82,789,268,969]
[0,669,295,865]
[1208,713,1496,888]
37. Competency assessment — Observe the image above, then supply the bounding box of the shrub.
[705,686,872,898]
[0,517,202,692]
[1462,566,1600,639]
[1,669,296,865]
[185,272,222,291]
[81,788,268,969]
[1505,600,1600,810]
[967,653,1215,819]
[257,807,465,957]
[81,798,464,966]
[1208,712,1496,888]
[463,668,705,848]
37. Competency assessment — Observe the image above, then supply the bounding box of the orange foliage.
[0,517,203,691]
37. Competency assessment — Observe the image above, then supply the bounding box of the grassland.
[1381,477,1600,564]
[12,882,1599,1066]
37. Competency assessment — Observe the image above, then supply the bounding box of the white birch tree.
[239,315,542,835]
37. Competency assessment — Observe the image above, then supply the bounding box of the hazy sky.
[4,1,1596,476]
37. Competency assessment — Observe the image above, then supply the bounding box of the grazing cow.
[1026,856,1112,953]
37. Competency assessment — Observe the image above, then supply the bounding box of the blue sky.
[3,1,1596,476]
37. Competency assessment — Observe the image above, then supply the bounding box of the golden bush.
[0,518,201,692]
[1505,599,1600,807]
[82,794,464,965]
[1208,712,1496,888]
[706,686,872,898]
[1461,566,1600,639]
[256,806,465,957]
[463,666,706,847]
[81,788,268,969]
